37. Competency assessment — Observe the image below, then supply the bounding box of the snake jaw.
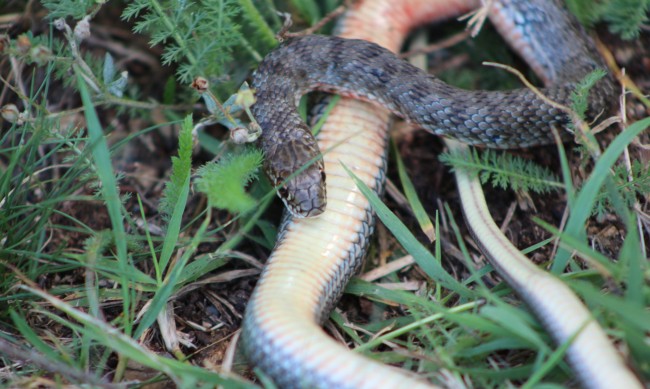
[269,158,327,218]
[261,124,328,218]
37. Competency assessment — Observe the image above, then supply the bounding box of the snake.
[250,0,617,218]
[241,0,642,388]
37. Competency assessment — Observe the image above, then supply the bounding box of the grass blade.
[393,141,435,242]
[76,71,132,331]
[552,116,650,272]
[343,164,472,298]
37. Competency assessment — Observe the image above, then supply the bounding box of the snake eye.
[278,186,289,199]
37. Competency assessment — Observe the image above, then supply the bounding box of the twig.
[460,0,493,37]
[277,5,348,41]
[360,255,416,281]
[399,30,471,59]
[618,69,647,259]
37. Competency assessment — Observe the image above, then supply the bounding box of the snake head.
[266,137,327,218]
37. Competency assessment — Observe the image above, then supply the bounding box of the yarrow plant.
[122,0,243,84]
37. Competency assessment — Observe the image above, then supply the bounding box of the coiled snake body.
[251,0,615,217]
[241,0,641,388]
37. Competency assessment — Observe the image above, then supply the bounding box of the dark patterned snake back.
[251,1,615,217]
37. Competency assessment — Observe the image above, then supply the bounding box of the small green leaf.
[196,148,263,214]
[102,53,115,85]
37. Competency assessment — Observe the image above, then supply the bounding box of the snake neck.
[253,34,615,150]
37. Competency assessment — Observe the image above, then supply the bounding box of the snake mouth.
[302,202,326,218]
[277,188,326,218]
[267,149,327,218]
[273,168,327,218]
[276,172,327,218]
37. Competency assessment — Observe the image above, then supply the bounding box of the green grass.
[0,0,648,388]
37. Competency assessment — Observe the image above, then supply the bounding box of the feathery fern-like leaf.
[593,160,650,218]
[439,149,562,194]
[196,148,263,214]
[121,0,243,84]
[567,0,649,39]
[42,0,97,19]
[570,69,607,120]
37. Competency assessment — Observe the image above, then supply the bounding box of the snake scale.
[241,0,641,388]
[250,0,615,218]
